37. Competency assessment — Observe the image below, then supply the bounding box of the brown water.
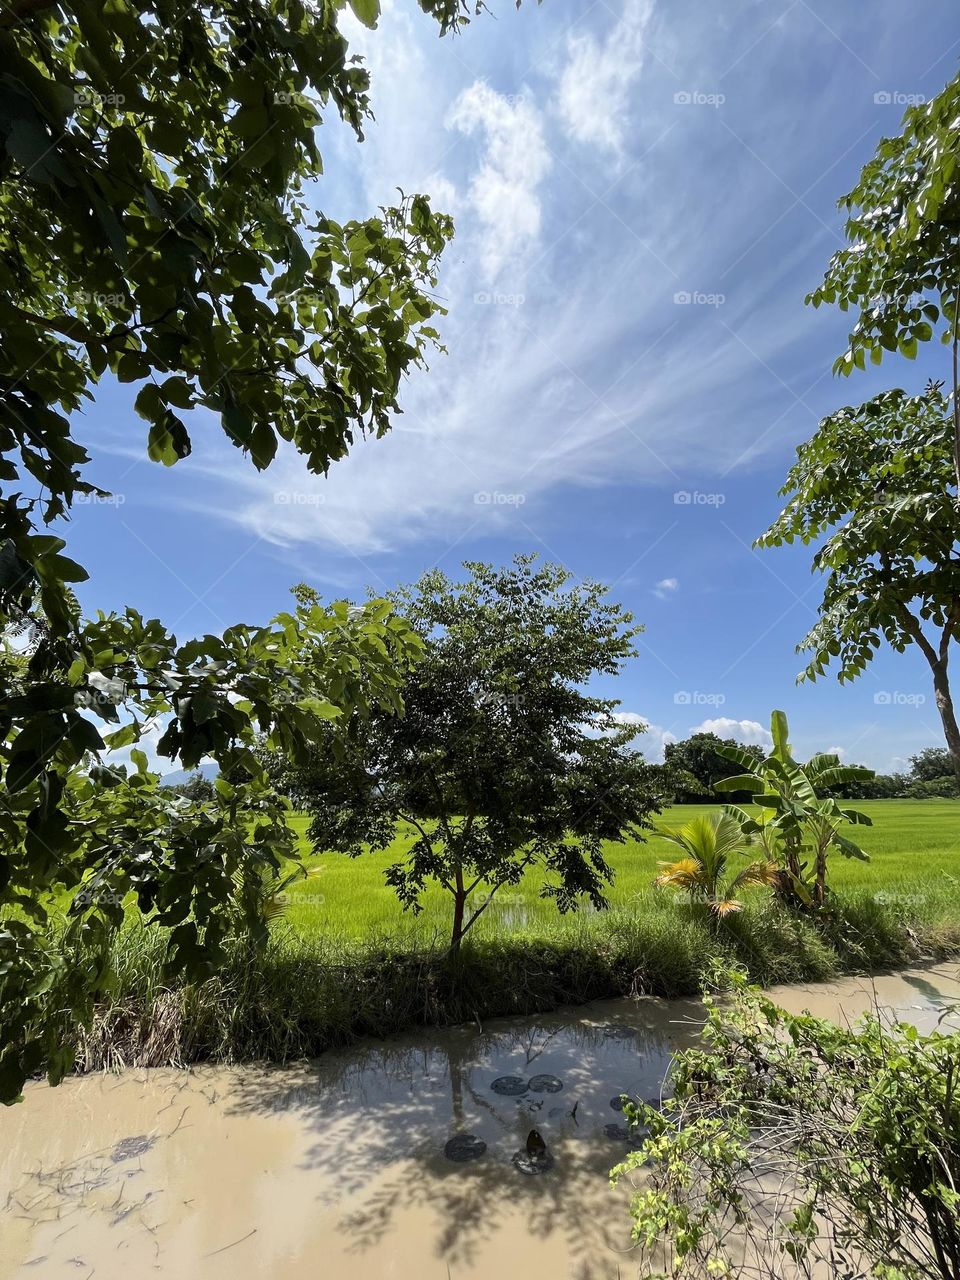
[2,965,958,1280]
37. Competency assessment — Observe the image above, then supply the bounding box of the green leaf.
[349,0,380,27]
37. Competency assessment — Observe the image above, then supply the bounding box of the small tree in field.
[278,557,667,951]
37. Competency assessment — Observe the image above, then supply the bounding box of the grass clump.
[72,891,960,1074]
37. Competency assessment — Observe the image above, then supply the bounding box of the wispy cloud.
[552,0,656,156]
[447,84,552,281]
[653,576,679,598]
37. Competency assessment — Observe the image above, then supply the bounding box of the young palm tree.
[654,811,779,917]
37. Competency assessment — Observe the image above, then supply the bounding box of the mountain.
[158,760,219,787]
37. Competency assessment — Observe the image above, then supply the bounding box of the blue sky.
[67,0,960,773]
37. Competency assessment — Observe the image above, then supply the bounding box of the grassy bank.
[74,889,960,1074]
[48,799,960,1075]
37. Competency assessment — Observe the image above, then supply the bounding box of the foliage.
[613,970,960,1279]
[714,710,873,907]
[653,811,778,918]
[271,556,669,951]
[758,383,960,784]
[163,771,216,802]
[774,72,960,779]
[0,0,512,1101]
[910,746,956,783]
[0,0,459,628]
[905,774,958,800]
[663,733,764,804]
[0,590,422,1101]
[63,891,960,1077]
[807,71,960,483]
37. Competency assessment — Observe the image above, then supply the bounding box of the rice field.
[280,800,960,944]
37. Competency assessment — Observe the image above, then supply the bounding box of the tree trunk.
[450,864,466,953]
[930,655,960,792]
[814,843,827,909]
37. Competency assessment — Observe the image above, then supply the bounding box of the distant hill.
[159,760,219,788]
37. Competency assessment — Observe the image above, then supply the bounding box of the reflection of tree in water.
[225,998,704,1271]
[900,966,960,1025]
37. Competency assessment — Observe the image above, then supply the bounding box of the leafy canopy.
[0,0,504,1101]
[808,71,960,379]
[757,383,960,685]
[277,557,668,949]
[0,0,461,632]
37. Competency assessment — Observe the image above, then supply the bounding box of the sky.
[64,0,960,774]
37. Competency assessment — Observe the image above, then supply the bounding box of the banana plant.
[654,811,780,918]
[713,710,873,907]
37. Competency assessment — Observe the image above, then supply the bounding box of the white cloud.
[146,0,855,561]
[653,576,678,598]
[693,717,773,749]
[613,711,676,761]
[447,84,552,281]
[552,0,655,155]
[827,745,846,759]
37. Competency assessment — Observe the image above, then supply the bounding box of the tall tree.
[807,72,960,488]
[274,558,668,952]
[663,732,763,804]
[0,0,500,1100]
[757,384,960,786]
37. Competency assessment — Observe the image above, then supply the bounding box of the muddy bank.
[2,966,959,1280]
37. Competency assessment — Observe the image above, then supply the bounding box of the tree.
[653,811,778,919]
[714,710,873,908]
[163,771,217,802]
[613,972,960,1279]
[277,557,668,952]
[757,384,960,787]
[807,72,960,488]
[1,591,423,1101]
[909,746,956,783]
[0,0,502,1100]
[663,733,764,803]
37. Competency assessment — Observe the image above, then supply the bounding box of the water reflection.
[4,969,958,1280]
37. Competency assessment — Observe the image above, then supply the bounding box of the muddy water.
[2,966,959,1280]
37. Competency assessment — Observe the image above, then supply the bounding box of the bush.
[613,971,960,1278]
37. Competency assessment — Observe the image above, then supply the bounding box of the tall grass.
[73,893,960,1074]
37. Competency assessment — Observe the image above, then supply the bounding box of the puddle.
[1,965,958,1279]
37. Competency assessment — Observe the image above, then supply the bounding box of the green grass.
[67,800,960,1074]
[280,800,960,945]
